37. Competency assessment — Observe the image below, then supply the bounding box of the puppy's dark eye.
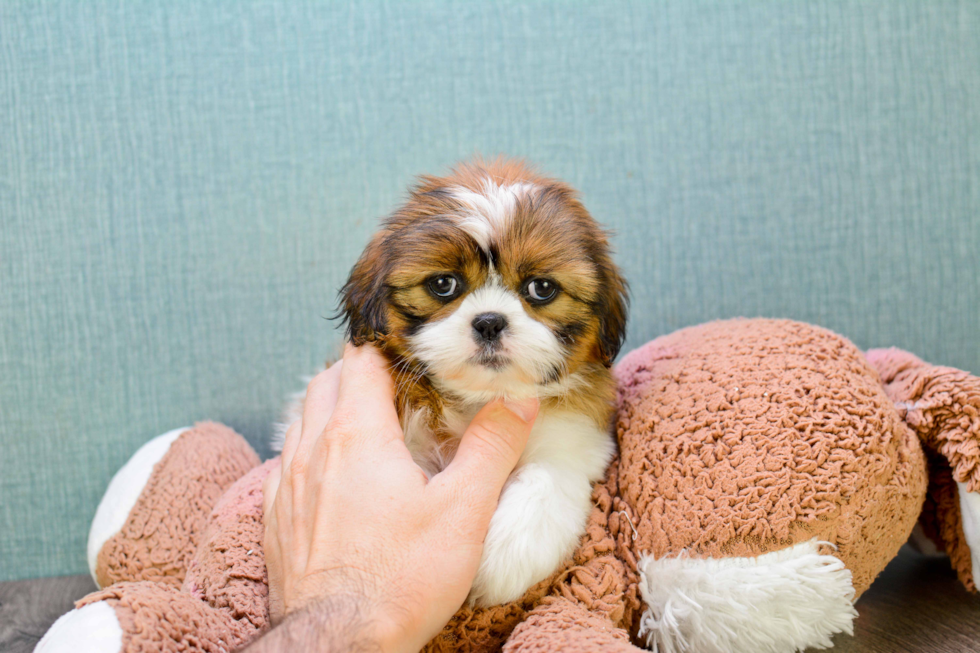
[427,274,461,300]
[524,278,559,304]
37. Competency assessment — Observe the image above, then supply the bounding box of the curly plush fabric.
[505,599,639,652]
[181,460,274,633]
[78,582,250,653]
[424,586,552,653]
[613,319,927,596]
[423,450,643,651]
[80,460,275,652]
[95,423,260,589]
[867,348,980,493]
[866,347,980,589]
[62,319,980,653]
[918,460,976,591]
[504,462,643,652]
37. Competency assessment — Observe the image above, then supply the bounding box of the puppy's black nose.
[472,312,508,342]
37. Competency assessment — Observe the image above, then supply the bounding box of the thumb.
[437,398,539,509]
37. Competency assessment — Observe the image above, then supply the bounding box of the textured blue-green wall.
[1,1,978,581]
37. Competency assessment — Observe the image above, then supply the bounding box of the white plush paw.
[906,523,947,557]
[957,482,980,583]
[87,427,189,584]
[467,464,586,607]
[637,539,857,653]
[36,602,123,653]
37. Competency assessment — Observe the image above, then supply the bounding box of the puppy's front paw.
[467,464,586,607]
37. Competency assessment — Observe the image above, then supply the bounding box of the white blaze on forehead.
[450,179,538,250]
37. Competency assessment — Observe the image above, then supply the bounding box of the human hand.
[256,344,539,653]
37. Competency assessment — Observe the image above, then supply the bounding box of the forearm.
[243,594,389,653]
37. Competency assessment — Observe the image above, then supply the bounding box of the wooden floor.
[0,574,96,653]
[831,548,980,653]
[2,547,978,652]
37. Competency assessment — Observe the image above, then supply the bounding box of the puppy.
[284,158,628,607]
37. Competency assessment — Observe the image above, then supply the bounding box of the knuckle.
[325,407,359,439]
[287,455,309,480]
[351,361,385,389]
[440,486,493,538]
[471,418,507,442]
[306,369,334,395]
[343,347,390,385]
[468,421,518,459]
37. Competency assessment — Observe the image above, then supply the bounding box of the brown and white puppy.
[284,158,628,607]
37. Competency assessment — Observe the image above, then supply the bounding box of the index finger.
[327,343,402,443]
[287,360,344,477]
[262,459,283,519]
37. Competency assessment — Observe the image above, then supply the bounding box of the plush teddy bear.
[37,319,980,653]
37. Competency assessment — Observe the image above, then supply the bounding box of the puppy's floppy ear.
[597,264,630,366]
[338,233,389,345]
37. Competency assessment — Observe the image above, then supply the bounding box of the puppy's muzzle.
[472,312,508,344]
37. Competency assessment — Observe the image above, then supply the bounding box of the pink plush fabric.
[867,347,980,589]
[182,460,276,632]
[81,457,275,652]
[612,319,927,596]
[95,422,260,589]
[505,462,642,652]
[868,347,980,493]
[74,320,980,653]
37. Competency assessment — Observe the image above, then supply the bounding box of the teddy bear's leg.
[867,348,980,591]
[180,459,277,635]
[960,484,980,586]
[37,581,255,653]
[917,460,980,591]
[35,600,123,653]
[39,459,277,653]
[88,421,260,589]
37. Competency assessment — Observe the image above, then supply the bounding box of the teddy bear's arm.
[505,593,642,652]
[503,459,646,652]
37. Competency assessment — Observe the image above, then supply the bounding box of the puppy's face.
[341,159,628,402]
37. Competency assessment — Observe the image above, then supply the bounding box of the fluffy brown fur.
[340,157,628,435]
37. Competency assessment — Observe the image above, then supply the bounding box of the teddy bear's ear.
[867,348,980,591]
[338,233,390,345]
[596,264,630,366]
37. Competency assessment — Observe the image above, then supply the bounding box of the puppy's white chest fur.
[403,403,616,607]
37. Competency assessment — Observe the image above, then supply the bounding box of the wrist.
[252,568,417,653]
[247,592,396,653]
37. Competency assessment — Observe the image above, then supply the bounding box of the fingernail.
[502,398,539,422]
